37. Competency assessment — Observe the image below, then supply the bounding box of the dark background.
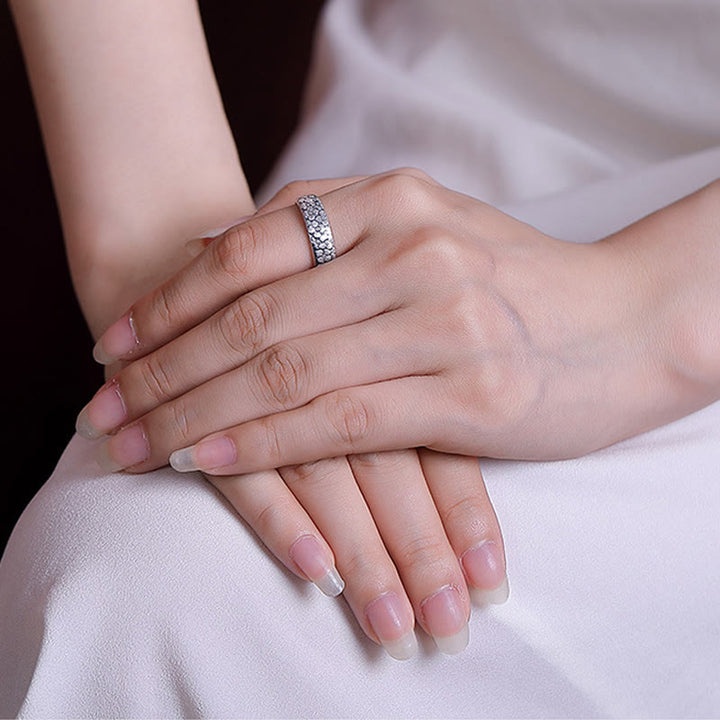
[0,1,325,553]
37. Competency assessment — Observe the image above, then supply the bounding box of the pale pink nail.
[366,592,417,660]
[93,312,138,365]
[288,535,344,597]
[96,424,149,472]
[421,585,469,655]
[169,436,237,473]
[461,541,508,606]
[195,216,253,239]
[76,379,127,439]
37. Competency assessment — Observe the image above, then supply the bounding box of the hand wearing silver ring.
[77,172,511,658]
[80,167,720,479]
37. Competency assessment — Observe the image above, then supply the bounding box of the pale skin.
[13,0,507,660]
[84,169,720,473]
[79,164,720,662]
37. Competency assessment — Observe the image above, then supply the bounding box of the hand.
[78,174,510,659]
[79,168,677,475]
[208,449,507,659]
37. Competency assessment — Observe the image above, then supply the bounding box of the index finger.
[92,183,365,365]
[91,168,439,366]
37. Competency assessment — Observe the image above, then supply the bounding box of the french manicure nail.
[76,379,127,440]
[288,535,345,597]
[470,577,510,607]
[421,585,469,655]
[365,592,417,660]
[93,312,138,365]
[96,441,125,473]
[95,424,149,473]
[169,436,237,473]
[461,540,508,606]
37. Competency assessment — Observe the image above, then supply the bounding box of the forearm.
[11,0,253,336]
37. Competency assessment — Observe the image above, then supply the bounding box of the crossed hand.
[77,168,660,658]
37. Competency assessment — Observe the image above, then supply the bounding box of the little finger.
[169,377,451,476]
[418,450,509,606]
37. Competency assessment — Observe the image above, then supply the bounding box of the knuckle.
[442,496,492,537]
[251,496,297,539]
[325,393,372,449]
[277,179,315,203]
[460,360,541,435]
[392,166,435,184]
[395,534,451,576]
[218,291,274,357]
[352,449,411,472]
[166,397,193,445]
[139,353,175,404]
[340,546,390,585]
[280,460,322,485]
[255,343,309,410]
[410,226,465,269]
[257,416,283,466]
[281,457,343,487]
[149,283,184,332]
[212,224,262,287]
[371,171,430,208]
[445,292,485,347]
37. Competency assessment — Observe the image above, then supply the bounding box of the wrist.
[71,174,254,339]
[601,179,720,415]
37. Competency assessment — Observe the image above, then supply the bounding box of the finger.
[418,450,509,606]
[349,451,471,654]
[167,378,452,476]
[92,314,442,473]
[91,183,372,364]
[91,169,437,365]
[207,469,345,597]
[278,457,418,660]
[76,250,399,438]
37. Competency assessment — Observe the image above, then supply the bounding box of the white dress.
[2,1,719,717]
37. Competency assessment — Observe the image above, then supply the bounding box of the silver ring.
[296,194,336,265]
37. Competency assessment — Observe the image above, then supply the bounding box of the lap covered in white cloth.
[1,389,719,717]
[2,161,720,718]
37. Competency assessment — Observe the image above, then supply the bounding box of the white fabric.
[2,1,720,717]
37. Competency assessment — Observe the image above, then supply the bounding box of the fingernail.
[93,312,138,365]
[95,425,149,473]
[76,379,127,440]
[196,216,253,240]
[420,585,469,655]
[461,540,509,606]
[185,237,214,258]
[365,592,417,660]
[288,535,345,597]
[470,577,510,607]
[169,436,237,473]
